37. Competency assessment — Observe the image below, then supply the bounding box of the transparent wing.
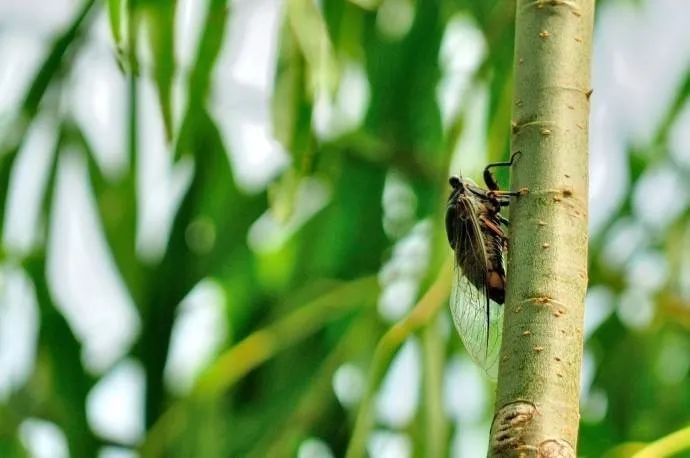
[450,271,503,379]
[448,205,504,380]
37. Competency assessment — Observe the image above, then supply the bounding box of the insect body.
[445,152,523,378]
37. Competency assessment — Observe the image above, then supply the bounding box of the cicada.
[445,152,523,378]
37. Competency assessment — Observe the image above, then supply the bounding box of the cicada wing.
[450,265,503,380]
[448,206,504,380]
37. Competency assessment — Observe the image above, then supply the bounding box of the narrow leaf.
[287,0,339,96]
[108,0,124,48]
[143,0,177,141]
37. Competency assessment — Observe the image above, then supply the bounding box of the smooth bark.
[490,1,594,456]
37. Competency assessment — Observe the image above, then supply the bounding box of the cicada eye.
[449,176,462,189]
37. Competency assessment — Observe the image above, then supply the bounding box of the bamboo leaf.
[603,443,647,458]
[142,0,177,141]
[66,123,142,301]
[108,0,124,49]
[24,256,99,458]
[346,262,452,458]
[632,425,690,458]
[0,0,97,233]
[287,0,339,96]
[140,276,379,457]
[174,0,229,161]
[138,108,264,429]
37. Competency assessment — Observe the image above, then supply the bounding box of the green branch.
[490,0,594,455]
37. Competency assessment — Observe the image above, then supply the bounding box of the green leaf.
[293,152,388,280]
[108,0,124,49]
[0,434,28,458]
[138,108,264,428]
[270,17,317,222]
[174,0,229,161]
[287,0,340,96]
[363,0,444,188]
[630,425,690,458]
[142,0,177,141]
[24,257,99,458]
[271,20,314,161]
[66,123,143,301]
[603,443,647,458]
[346,0,382,10]
[0,0,97,233]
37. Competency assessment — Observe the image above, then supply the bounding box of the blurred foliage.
[0,0,689,457]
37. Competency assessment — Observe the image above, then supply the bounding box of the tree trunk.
[490,1,594,456]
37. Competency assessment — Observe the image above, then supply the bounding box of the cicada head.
[449,175,463,191]
[446,174,478,250]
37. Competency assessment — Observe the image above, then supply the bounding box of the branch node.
[524,0,581,14]
[539,439,575,458]
[531,296,553,305]
[527,296,572,315]
[490,402,537,453]
[513,119,556,132]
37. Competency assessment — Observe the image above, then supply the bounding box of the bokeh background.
[1,0,690,457]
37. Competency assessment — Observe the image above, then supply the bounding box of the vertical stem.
[421,321,448,458]
[491,1,594,456]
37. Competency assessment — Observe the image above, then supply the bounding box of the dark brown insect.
[445,152,523,377]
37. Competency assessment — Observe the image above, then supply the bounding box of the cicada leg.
[483,150,523,191]
[488,189,528,201]
[479,215,504,239]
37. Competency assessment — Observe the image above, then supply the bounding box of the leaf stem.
[633,425,690,458]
